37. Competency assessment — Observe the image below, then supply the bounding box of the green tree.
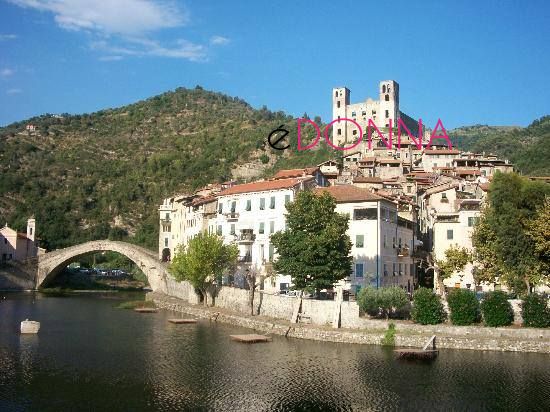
[472,173,550,294]
[169,231,238,306]
[411,288,447,325]
[526,197,550,283]
[270,191,352,293]
[435,246,470,296]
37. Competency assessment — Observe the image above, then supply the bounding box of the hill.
[449,116,550,175]
[1,86,547,251]
[0,86,331,250]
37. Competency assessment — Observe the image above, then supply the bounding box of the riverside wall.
[150,279,550,354]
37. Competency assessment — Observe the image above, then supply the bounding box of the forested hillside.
[0,87,330,250]
[450,116,550,175]
[1,86,547,251]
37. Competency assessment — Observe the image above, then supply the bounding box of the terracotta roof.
[358,157,376,163]
[424,182,459,196]
[218,177,313,196]
[479,183,490,192]
[424,149,460,155]
[272,167,318,180]
[315,185,384,203]
[190,195,217,206]
[353,176,383,183]
[377,158,402,164]
[455,168,481,175]
[17,232,30,240]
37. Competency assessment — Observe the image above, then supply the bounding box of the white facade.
[213,177,316,292]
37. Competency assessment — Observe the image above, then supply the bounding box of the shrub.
[522,294,550,328]
[480,291,514,327]
[447,288,481,325]
[411,288,447,325]
[382,323,396,346]
[357,287,409,319]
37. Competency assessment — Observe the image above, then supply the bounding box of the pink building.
[0,218,43,263]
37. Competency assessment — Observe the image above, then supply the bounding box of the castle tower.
[332,87,350,146]
[378,80,399,129]
[27,217,35,242]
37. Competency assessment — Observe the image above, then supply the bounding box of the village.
[157,80,525,298]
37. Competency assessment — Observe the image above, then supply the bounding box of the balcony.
[224,212,239,221]
[397,245,410,257]
[238,230,256,244]
[238,254,252,263]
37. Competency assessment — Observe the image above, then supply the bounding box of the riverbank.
[148,292,550,354]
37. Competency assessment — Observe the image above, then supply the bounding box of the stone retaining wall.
[148,292,550,353]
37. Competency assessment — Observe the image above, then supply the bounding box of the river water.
[1,292,549,411]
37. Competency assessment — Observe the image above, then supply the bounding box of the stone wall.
[149,292,550,353]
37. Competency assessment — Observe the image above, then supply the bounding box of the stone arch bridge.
[36,240,169,292]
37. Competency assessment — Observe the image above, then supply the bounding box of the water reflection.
[0,292,549,411]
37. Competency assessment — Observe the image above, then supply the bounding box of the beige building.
[316,186,417,293]
[0,218,43,263]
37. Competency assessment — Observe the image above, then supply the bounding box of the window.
[230,224,235,235]
[270,221,275,234]
[399,263,403,275]
[245,199,251,211]
[362,111,366,116]
[285,194,291,205]
[447,229,454,240]
[260,198,265,210]
[468,217,478,227]
[382,85,386,93]
[29,228,33,235]
[351,111,356,117]
[407,186,412,193]
[337,128,342,135]
[269,244,274,261]
[383,263,388,276]
[164,238,169,247]
[352,129,357,136]
[259,222,265,234]
[270,196,276,209]
[260,244,265,261]
[217,225,222,235]
[385,110,389,118]
[337,101,340,108]
[355,263,364,278]
[385,94,389,101]
[165,213,170,220]
[230,201,236,213]
[383,234,387,248]
[356,235,364,248]
[441,193,447,199]
[353,208,378,220]
[392,263,396,275]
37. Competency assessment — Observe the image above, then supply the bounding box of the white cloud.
[6,88,22,94]
[91,38,206,62]
[99,55,123,61]
[8,0,186,35]
[0,34,18,40]
[1,68,15,78]
[9,0,216,62]
[210,35,229,45]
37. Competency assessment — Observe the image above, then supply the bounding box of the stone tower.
[27,217,35,241]
[378,80,399,128]
[332,87,350,146]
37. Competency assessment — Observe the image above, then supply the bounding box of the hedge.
[522,294,550,328]
[447,288,481,325]
[480,291,514,327]
[411,288,447,325]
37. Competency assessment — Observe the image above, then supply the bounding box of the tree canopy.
[270,190,352,292]
[472,173,550,293]
[169,231,238,305]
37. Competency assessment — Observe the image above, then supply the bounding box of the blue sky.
[0,0,548,128]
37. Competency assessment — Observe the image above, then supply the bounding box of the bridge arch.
[37,240,168,292]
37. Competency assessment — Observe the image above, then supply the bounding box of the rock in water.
[20,319,40,334]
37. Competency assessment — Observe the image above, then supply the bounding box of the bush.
[357,287,409,319]
[522,294,550,328]
[411,288,447,325]
[382,323,396,346]
[447,288,481,325]
[480,291,514,327]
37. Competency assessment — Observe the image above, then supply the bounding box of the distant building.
[25,124,37,132]
[0,218,44,263]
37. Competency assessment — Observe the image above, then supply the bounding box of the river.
[1,292,549,411]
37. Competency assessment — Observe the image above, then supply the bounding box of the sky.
[0,0,549,129]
